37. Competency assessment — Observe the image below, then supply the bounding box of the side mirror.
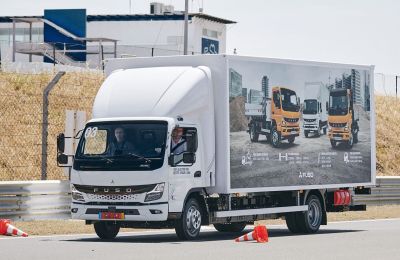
[57,133,65,153]
[57,153,68,164]
[183,152,196,164]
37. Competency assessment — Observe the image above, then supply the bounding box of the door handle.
[194,171,201,178]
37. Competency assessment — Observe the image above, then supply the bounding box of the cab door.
[168,126,202,213]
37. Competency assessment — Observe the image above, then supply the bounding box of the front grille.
[85,208,140,215]
[304,118,316,123]
[74,184,156,195]
[87,193,138,201]
[329,122,346,128]
[333,134,343,137]
[284,117,299,123]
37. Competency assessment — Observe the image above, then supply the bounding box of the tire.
[323,127,327,135]
[330,139,337,148]
[175,198,202,240]
[297,195,323,233]
[271,128,281,148]
[285,213,302,233]
[214,222,247,233]
[94,221,120,239]
[304,131,309,138]
[316,127,321,137]
[288,136,295,144]
[353,131,359,144]
[250,124,259,142]
[346,133,354,149]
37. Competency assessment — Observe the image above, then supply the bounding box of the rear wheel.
[94,221,120,239]
[286,195,323,234]
[214,222,247,233]
[285,213,301,233]
[175,198,202,240]
[250,124,259,142]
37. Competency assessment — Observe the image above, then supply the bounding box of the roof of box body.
[0,13,236,24]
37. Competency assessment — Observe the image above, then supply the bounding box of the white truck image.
[302,82,330,137]
[56,55,375,240]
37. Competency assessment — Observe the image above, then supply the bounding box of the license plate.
[99,212,125,220]
[333,137,342,140]
[291,131,297,135]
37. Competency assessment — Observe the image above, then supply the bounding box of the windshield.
[281,88,299,112]
[303,99,318,114]
[329,91,348,116]
[74,121,168,171]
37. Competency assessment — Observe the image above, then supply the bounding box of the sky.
[0,0,399,92]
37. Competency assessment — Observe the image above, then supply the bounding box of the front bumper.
[281,126,300,137]
[71,202,169,221]
[328,130,350,141]
[303,123,319,131]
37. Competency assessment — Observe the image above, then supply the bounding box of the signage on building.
[202,38,219,54]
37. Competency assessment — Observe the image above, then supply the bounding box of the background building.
[229,68,242,98]
[0,3,235,68]
[261,75,269,98]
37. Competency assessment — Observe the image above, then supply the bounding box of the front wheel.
[304,130,309,138]
[288,136,295,144]
[330,139,337,148]
[346,133,354,149]
[214,222,247,233]
[271,128,281,148]
[175,198,202,240]
[94,221,120,239]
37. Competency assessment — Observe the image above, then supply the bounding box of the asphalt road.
[1,219,399,260]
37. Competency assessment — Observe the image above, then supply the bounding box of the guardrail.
[353,176,400,206]
[0,180,70,221]
[0,177,399,221]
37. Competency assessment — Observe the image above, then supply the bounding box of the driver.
[171,128,187,155]
[108,127,136,156]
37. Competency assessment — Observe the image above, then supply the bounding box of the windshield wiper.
[114,153,152,163]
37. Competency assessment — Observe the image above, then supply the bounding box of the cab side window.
[273,91,281,108]
[169,127,198,166]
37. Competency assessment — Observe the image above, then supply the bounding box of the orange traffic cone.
[235,225,268,243]
[0,219,28,237]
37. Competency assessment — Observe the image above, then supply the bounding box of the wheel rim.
[186,206,201,235]
[307,200,321,228]
[272,131,278,144]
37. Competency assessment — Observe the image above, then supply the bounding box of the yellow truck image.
[246,86,300,147]
[328,88,359,148]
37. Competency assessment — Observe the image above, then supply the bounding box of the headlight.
[145,183,165,202]
[71,184,85,202]
[281,120,287,126]
[344,123,348,131]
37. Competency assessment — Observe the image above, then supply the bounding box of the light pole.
[396,75,399,100]
[183,0,189,55]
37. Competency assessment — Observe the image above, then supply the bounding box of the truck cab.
[302,82,329,137]
[269,87,301,147]
[328,88,359,148]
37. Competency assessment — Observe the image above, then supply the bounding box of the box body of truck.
[105,55,375,194]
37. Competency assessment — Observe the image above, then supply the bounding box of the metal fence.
[0,70,104,181]
[0,177,399,221]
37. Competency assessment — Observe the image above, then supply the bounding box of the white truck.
[56,55,375,240]
[302,82,330,137]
